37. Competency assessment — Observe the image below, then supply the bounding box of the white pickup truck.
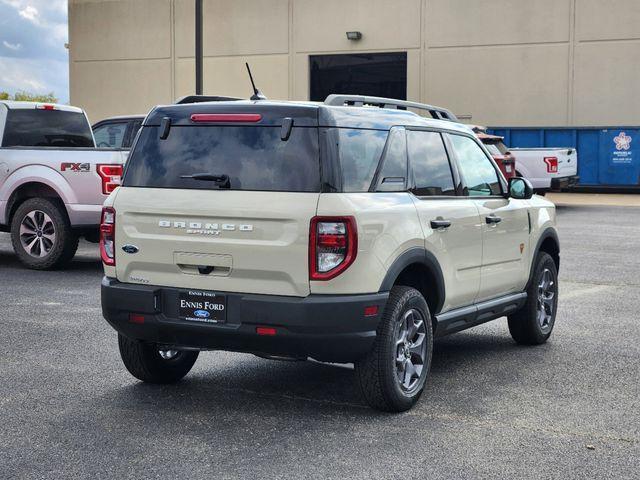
[0,101,128,269]
[510,147,579,194]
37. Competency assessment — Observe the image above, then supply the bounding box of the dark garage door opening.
[309,52,407,102]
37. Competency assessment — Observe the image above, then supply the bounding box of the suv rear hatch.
[112,102,320,297]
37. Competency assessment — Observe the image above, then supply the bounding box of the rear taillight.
[309,216,357,280]
[97,164,123,194]
[543,156,558,173]
[100,207,115,266]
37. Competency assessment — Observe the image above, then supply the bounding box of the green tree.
[0,91,57,103]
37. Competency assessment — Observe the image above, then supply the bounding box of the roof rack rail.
[174,95,243,105]
[324,94,458,122]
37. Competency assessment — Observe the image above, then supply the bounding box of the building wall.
[69,0,640,126]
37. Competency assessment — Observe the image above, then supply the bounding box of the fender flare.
[527,227,560,286]
[379,247,446,314]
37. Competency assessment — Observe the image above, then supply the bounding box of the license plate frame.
[178,290,226,324]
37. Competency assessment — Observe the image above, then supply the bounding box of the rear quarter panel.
[311,192,423,295]
[0,148,127,225]
[512,148,578,189]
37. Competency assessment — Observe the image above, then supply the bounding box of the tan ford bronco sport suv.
[100,95,559,412]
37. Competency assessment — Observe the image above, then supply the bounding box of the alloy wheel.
[537,268,556,333]
[395,308,428,392]
[19,210,56,258]
[158,349,179,360]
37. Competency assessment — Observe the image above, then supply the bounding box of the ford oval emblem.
[194,309,210,319]
[122,244,139,254]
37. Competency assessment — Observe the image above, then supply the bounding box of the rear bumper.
[0,200,7,226]
[101,277,388,363]
[66,203,104,227]
[551,175,580,191]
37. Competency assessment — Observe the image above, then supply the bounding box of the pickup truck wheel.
[355,286,433,412]
[118,334,199,384]
[508,252,558,345]
[10,198,79,270]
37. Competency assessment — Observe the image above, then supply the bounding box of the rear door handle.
[486,214,502,224]
[430,219,451,229]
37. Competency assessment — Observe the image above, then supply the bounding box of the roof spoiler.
[324,94,458,122]
[174,95,243,105]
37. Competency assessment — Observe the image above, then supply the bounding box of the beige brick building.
[69,0,640,126]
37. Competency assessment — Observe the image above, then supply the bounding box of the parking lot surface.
[1,205,639,479]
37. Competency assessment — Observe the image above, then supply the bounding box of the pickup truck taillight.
[543,157,558,173]
[97,164,123,194]
[100,207,116,266]
[309,216,357,280]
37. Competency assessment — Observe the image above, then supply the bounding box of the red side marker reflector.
[129,314,145,324]
[190,113,262,123]
[364,305,379,317]
[256,327,277,336]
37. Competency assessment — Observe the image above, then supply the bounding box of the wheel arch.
[379,247,445,317]
[528,228,560,286]
[6,181,66,226]
[1,165,75,225]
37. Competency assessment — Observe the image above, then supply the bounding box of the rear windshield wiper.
[180,173,230,188]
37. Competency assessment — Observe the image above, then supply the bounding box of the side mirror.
[508,177,533,199]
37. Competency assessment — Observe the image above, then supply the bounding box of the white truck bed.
[510,147,579,192]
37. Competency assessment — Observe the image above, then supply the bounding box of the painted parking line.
[559,283,614,301]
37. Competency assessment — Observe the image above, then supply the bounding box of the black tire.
[355,286,433,412]
[10,197,78,270]
[508,252,558,345]
[118,334,199,384]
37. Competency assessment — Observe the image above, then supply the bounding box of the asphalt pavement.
[1,205,638,479]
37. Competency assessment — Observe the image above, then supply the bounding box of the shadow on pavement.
[89,330,525,421]
[0,249,103,273]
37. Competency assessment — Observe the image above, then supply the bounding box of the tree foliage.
[0,91,58,103]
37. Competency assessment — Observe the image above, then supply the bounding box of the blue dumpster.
[487,127,640,188]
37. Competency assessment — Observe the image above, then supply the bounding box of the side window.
[448,134,501,196]
[375,127,407,192]
[125,120,143,148]
[336,128,388,192]
[93,122,127,148]
[407,130,456,196]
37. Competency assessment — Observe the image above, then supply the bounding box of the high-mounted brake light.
[36,104,56,110]
[97,164,123,194]
[190,113,262,123]
[100,207,116,266]
[543,156,558,174]
[309,216,357,280]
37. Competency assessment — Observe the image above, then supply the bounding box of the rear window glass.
[123,126,320,192]
[495,141,509,154]
[336,129,388,192]
[2,109,94,148]
[93,122,127,148]
[483,143,502,156]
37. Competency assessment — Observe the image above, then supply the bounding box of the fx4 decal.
[61,162,90,172]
